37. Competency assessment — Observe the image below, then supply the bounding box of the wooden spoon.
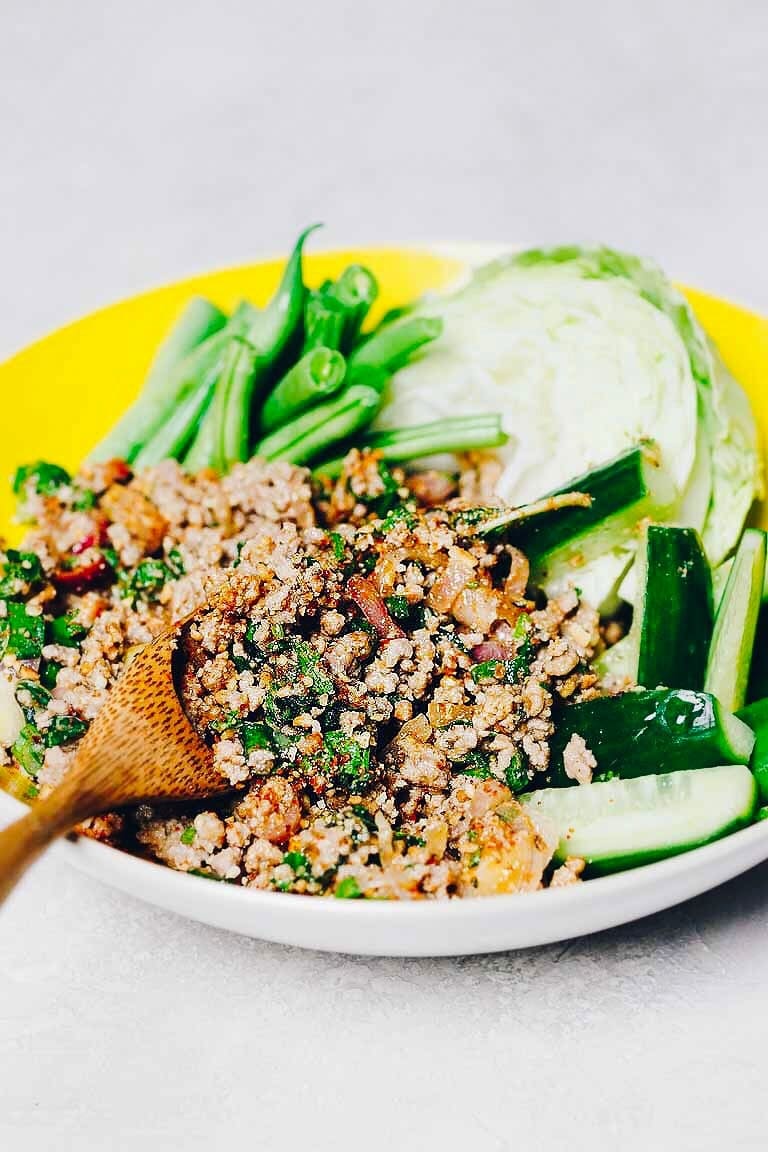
[0,623,227,904]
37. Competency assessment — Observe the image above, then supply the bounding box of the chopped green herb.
[14,679,51,722]
[457,750,494,779]
[504,752,530,794]
[467,850,482,868]
[335,876,363,899]
[71,488,97,511]
[180,825,197,845]
[293,640,334,697]
[283,851,311,878]
[392,830,427,848]
[44,715,88,747]
[350,803,378,834]
[385,594,410,622]
[329,532,346,561]
[0,550,44,599]
[380,502,417,534]
[13,461,71,497]
[48,613,87,648]
[241,721,274,756]
[12,724,44,777]
[2,602,45,659]
[120,557,175,605]
[39,660,63,690]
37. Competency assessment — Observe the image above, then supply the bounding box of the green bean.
[303,264,379,353]
[185,226,320,471]
[314,414,507,477]
[348,315,443,375]
[254,384,382,466]
[260,348,346,434]
[303,292,346,352]
[87,297,227,463]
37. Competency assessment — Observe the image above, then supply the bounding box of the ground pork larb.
[0,451,604,899]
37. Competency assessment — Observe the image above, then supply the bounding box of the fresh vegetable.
[349,316,443,376]
[304,265,379,353]
[316,414,507,476]
[523,764,757,873]
[377,246,761,606]
[705,529,766,713]
[600,525,713,690]
[0,550,44,599]
[547,689,754,786]
[186,226,317,471]
[13,461,71,497]
[1,602,46,660]
[254,383,382,465]
[736,698,768,803]
[88,297,228,463]
[260,347,346,434]
[472,446,676,604]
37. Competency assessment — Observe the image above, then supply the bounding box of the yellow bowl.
[1,247,767,544]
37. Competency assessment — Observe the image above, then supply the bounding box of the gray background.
[1,2,767,1149]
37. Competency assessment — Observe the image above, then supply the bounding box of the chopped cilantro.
[0,550,44,599]
[504,752,530,794]
[48,613,87,648]
[71,488,97,511]
[351,803,378,834]
[457,751,494,779]
[380,502,417,534]
[241,721,274,756]
[393,830,427,848]
[384,594,410,622]
[120,557,176,605]
[180,825,197,845]
[39,660,63,690]
[467,850,482,869]
[335,876,363,899]
[44,715,88,747]
[283,851,311,878]
[13,461,71,497]
[329,532,346,561]
[15,679,51,722]
[12,724,45,777]
[470,619,533,686]
[293,640,334,697]
[2,602,45,659]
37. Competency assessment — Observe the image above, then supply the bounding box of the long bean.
[254,384,382,465]
[348,316,443,375]
[260,347,346,434]
[315,414,508,477]
[303,265,379,353]
[87,297,227,463]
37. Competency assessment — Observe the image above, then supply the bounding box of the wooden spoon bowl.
[0,622,228,903]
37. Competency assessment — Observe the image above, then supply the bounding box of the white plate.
[2,789,768,955]
[3,241,768,955]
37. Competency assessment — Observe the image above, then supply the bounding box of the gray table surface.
[2,3,767,1149]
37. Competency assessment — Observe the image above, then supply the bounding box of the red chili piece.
[71,519,110,555]
[346,574,405,642]
[53,556,111,593]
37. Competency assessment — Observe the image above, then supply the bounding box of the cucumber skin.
[548,689,752,787]
[736,697,768,803]
[524,765,757,875]
[705,529,767,713]
[637,527,713,692]
[580,805,755,875]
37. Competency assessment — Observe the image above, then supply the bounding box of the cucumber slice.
[476,445,675,593]
[736,697,768,803]
[705,529,767,712]
[599,525,712,690]
[548,689,755,787]
[522,764,757,874]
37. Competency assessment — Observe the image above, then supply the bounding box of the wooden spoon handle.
[0,779,94,905]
